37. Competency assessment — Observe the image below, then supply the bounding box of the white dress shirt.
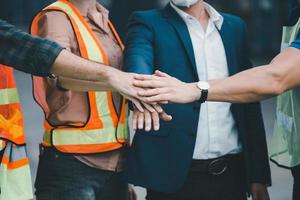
[171,3,242,159]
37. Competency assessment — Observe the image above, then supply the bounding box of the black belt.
[191,154,242,176]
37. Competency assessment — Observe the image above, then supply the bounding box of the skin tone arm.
[208,47,300,103]
[57,75,170,114]
[52,51,173,122]
[50,49,149,111]
[133,47,300,104]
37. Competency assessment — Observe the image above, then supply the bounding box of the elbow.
[265,70,286,97]
[252,67,286,98]
[269,82,285,97]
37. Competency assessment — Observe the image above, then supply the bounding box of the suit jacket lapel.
[219,17,238,75]
[163,4,198,79]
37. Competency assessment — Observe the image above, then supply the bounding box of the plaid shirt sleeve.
[0,19,64,76]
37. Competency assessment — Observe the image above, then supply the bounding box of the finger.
[153,104,163,113]
[159,101,169,104]
[141,94,170,104]
[160,112,173,121]
[144,110,152,131]
[137,112,144,130]
[155,70,171,78]
[151,112,160,131]
[131,98,144,112]
[132,111,138,131]
[133,74,154,81]
[133,80,164,88]
[138,88,169,97]
[142,102,155,113]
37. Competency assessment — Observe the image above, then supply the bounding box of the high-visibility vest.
[0,65,33,200]
[270,17,300,168]
[30,0,129,154]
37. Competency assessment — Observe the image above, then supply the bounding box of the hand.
[132,106,172,131]
[128,185,137,200]
[133,70,201,104]
[251,183,270,200]
[108,69,146,112]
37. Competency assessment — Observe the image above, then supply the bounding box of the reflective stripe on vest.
[0,66,33,200]
[0,89,19,105]
[0,66,25,145]
[270,17,300,168]
[0,143,33,200]
[30,0,129,154]
[0,139,6,151]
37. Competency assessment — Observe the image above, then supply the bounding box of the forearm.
[58,76,111,92]
[207,65,281,103]
[207,48,300,103]
[51,50,117,90]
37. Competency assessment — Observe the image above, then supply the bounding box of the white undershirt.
[171,3,242,159]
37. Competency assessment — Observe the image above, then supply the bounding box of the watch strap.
[199,89,208,103]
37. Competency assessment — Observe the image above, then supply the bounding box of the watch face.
[197,81,210,90]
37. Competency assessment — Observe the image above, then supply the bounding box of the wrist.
[189,83,202,102]
[105,67,119,91]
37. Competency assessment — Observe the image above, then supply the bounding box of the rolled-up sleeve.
[0,19,63,76]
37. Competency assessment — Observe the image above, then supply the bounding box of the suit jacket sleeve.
[240,20,271,186]
[123,12,155,74]
[123,12,155,110]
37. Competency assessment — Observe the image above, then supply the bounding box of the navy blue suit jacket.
[123,4,271,193]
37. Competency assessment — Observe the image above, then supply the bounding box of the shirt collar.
[170,2,223,30]
[77,2,110,33]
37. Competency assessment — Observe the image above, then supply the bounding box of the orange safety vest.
[0,65,33,200]
[30,0,129,154]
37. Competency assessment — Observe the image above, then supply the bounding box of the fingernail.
[154,125,159,131]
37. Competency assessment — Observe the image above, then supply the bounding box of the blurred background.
[0,0,293,199]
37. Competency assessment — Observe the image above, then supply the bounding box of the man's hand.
[251,183,270,200]
[133,70,201,104]
[108,69,147,112]
[132,106,172,131]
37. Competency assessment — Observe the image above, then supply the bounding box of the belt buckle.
[208,158,227,176]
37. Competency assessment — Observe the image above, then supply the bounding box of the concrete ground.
[15,70,292,200]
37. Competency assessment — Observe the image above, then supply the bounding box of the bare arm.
[208,47,300,103]
[57,76,111,92]
[133,48,300,104]
[50,49,113,85]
